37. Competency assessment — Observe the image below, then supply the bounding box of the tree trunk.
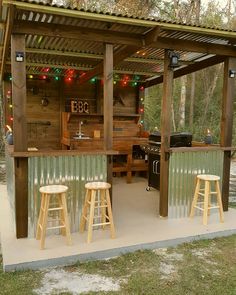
[189,73,195,130]
[171,102,176,132]
[201,64,223,129]
[179,75,187,128]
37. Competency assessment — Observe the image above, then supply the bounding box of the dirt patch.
[34,269,122,295]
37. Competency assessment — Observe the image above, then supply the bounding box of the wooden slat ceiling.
[1,1,236,84]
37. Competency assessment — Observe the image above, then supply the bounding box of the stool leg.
[101,189,106,230]
[80,189,90,233]
[61,193,72,245]
[105,189,115,239]
[40,194,50,250]
[203,180,210,225]
[87,190,96,243]
[36,193,45,240]
[58,194,66,236]
[215,180,224,223]
[189,178,200,218]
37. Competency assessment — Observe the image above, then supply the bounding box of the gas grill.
[142,132,192,190]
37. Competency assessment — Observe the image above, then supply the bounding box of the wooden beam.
[0,5,14,82]
[144,26,161,45]
[78,26,162,84]
[79,45,139,84]
[145,55,226,87]
[2,47,191,66]
[13,21,236,58]
[103,44,113,151]
[220,57,236,211]
[159,50,173,217]
[15,157,28,238]
[11,34,27,151]
[4,0,236,39]
[13,20,143,47]
[152,37,236,57]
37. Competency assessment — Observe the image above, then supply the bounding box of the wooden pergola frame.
[1,1,236,238]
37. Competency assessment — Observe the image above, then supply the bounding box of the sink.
[73,136,91,140]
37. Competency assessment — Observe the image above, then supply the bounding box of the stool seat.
[197,175,220,181]
[36,184,72,249]
[80,181,115,243]
[190,174,224,225]
[85,182,111,190]
[39,185,68,194]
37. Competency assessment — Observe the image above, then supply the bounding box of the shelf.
[62,112,140,123]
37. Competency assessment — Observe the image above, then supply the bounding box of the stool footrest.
[92,222,110,227]
[94,205,108,208]
[48,207,63,211]
[197,192,205,197]
[47,225,65,230]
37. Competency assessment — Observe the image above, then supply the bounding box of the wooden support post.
[220,57,236,211]
[11,34,28,238]
[103,43,113,150]
[15,157,28,238]
[104,44,113,198]
[160,50,174,217]
[11,34,27,152]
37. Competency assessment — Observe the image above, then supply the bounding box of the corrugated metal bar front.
[28,155,107,238]
[168,150,224,218]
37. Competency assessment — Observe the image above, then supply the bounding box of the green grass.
[73,235,236,295]
[1,235,236,294]
[229,202,236,209]
[0,256,42,295]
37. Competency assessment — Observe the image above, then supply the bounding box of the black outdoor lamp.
[168,50,180,68]
[229,69,236,78]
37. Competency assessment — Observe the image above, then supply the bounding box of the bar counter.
[6,145,117,238]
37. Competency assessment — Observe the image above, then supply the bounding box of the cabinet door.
[148,153,160,190]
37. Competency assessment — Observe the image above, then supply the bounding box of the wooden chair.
[79,182,115,243]
[189,174,224,225]
[36,185,72,249]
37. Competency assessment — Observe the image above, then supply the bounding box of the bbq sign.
[70,100,89,113]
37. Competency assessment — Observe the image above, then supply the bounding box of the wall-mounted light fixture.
[168,50,180,68]
[229,69,236,78]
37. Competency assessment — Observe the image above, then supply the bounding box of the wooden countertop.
[6,145,118,158]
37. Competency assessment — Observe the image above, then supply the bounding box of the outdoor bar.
[1,0,236,245]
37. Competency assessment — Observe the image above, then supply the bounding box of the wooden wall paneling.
[11,34,27,152]
[220,57,236,211]
[95,79,103,114]
[15,157,28,238]
[160,50,173,217]
[113,85,137,114]
[26,79,61,149]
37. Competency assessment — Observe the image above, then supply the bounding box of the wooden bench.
[113,150,148,183]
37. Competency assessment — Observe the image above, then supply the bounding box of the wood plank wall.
[4,79,139,150]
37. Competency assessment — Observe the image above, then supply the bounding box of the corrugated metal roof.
[11,0,236,32]
[1,0,236,82]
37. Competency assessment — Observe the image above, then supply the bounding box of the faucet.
[77,121,84,138]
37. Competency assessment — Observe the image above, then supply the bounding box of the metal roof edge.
[2,0,236,39]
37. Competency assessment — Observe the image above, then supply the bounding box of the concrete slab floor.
[1,178,236,272]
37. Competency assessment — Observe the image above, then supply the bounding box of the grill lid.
[149,132,192,147]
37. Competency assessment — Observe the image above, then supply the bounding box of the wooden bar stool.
[190,174,224,225]
[79,182,115,243]
[36,185,72,249]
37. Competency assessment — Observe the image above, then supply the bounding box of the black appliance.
[142,132,192,191]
